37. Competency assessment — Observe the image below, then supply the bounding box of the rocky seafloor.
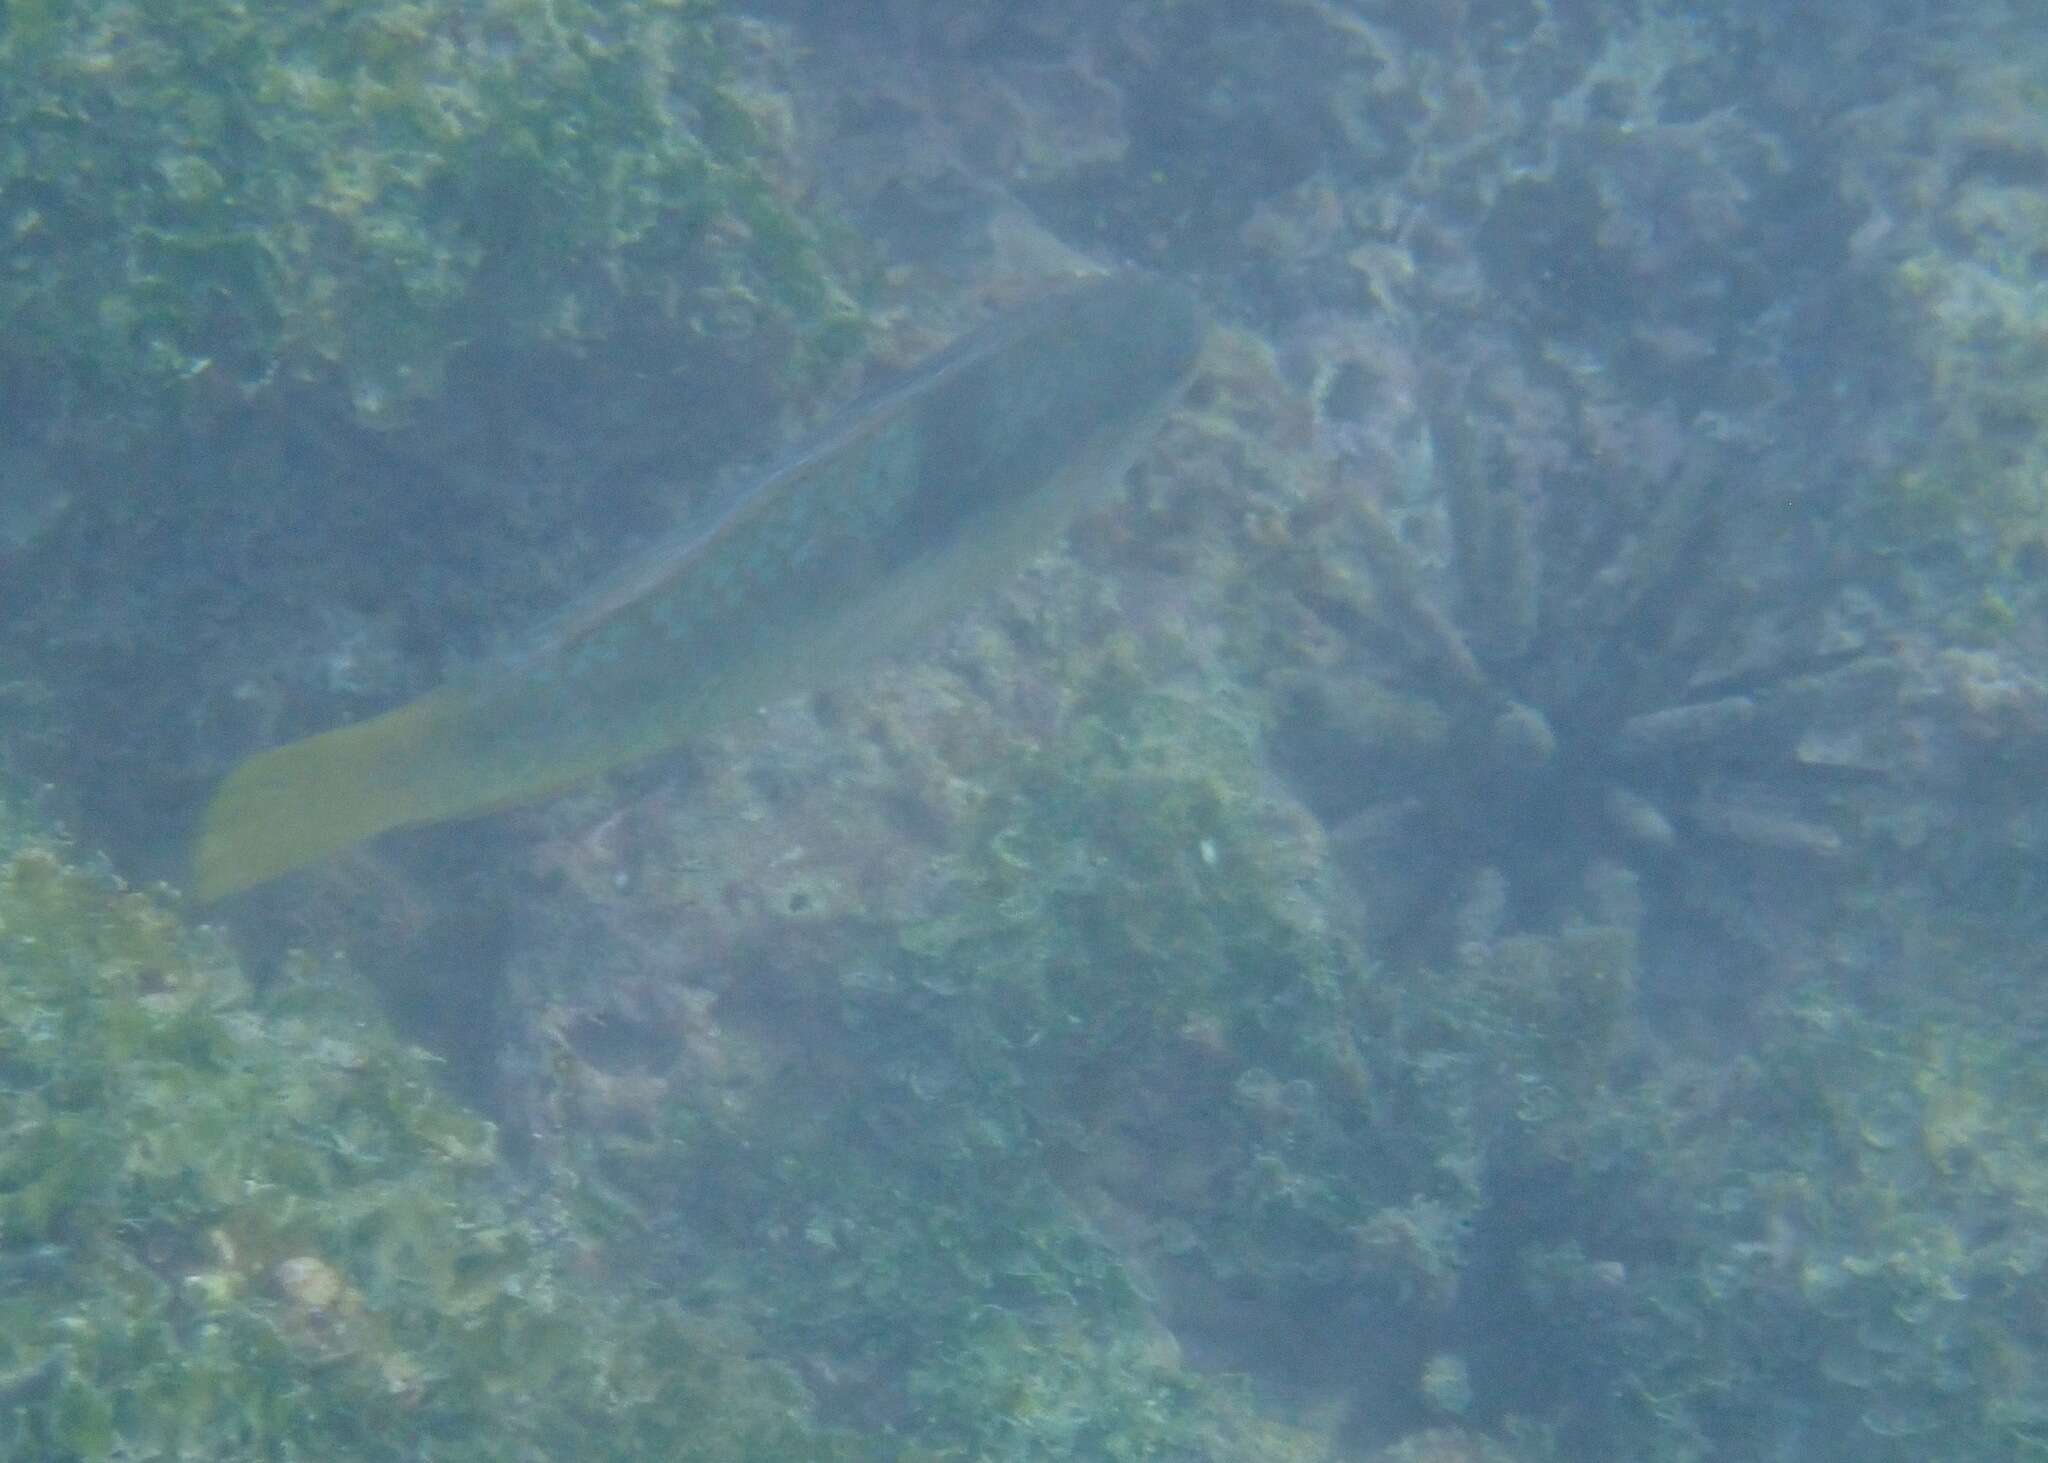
[4,1,2048,1458]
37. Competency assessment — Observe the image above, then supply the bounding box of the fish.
[192,273,1207,900]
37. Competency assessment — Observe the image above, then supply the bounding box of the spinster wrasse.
[192,273,1206,900]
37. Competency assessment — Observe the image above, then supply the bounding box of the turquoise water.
[0,2,2042,1458]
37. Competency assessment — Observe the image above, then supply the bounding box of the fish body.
[193,274,1205,900]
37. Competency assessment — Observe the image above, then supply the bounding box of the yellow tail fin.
[192,688,476,902]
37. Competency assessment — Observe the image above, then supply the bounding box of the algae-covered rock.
[1510,909,2048,1463]
[496,680,1366,1458]
[0,0,857,434]
[1841,19,2048,621]
[492,643,1653,1455]
[0,0,867,896]
[0,802,856,1461]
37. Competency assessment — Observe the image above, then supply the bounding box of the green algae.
[540,655,2048,1460]
[0,0,858,435]
[1860,48,2048,619]
[528,683,1363,1457]
[534,658,1648,1456]
[0,803,859,1461]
